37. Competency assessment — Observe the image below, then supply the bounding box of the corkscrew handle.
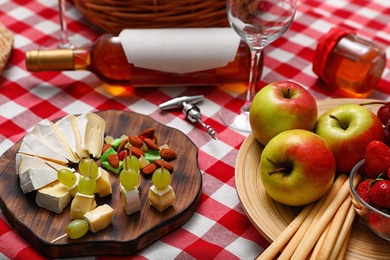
[158,96,219,140]
[182,102,219,140]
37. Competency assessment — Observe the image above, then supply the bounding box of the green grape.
[120,168,139,190]
[66,219,89,239]
[78,176,96,195]
[152,168,171,190]
[57,169,77,188]
[124,155,140,172]
[79,158,98,179]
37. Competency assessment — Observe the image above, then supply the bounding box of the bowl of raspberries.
[349,140,390,241]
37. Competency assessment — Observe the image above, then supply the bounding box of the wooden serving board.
[0,110,202,258]
[235,98,390,259]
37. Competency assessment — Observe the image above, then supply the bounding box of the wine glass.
[39,0,74,49]
[220,0,297,131]
[58,0,74,49]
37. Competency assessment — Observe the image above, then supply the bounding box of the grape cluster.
[376,103,390,145]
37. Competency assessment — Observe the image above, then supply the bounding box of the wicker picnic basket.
[73,0,229,33]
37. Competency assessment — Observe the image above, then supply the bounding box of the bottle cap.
[25,49,75,71]
[312,27,350,81]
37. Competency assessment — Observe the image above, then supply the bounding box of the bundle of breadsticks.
[258,173,361,260]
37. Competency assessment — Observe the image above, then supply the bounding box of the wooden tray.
[236,98,390,259]
[0,110,202,258]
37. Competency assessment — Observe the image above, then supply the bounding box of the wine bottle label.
[119,28,241,74]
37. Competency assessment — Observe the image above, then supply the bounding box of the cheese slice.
[36,180,72,214]
[16,153,74,193]
[84,204,114,233]
[95,167,112,197]
[55,115,89,159]
[120,184,140,215]
[16,152,72,175]
[70,192,97,219]
[77,113,105,158]
[31,119,79,163]
[18,132,68,165]
[148,185,175,212]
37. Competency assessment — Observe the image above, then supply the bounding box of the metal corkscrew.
[159,95,219,140]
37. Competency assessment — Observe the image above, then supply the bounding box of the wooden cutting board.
[0,110,202,258]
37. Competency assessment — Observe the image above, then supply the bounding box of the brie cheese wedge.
[55,115,89,159]
[32,119,79,163]
[77,113,105,158]
[18,132,68,165]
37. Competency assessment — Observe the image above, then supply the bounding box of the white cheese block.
[55,115,89,159]
[36,180,72,214]
[84,204,114,233]
[16,153,74,193]
[77,113,105,158]
[148,185,175,212]
[96,167,112,197]
[18,132,68,165]
[31,119,79,163]
[70,192,97,219]
[120,184,140,215]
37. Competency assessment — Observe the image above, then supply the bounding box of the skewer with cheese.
[148,185,176,212]
[120,185,140,215]
[84,204,114,233]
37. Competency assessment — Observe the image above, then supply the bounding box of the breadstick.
[308,223,329,259]
[330,203,356,259]
[316,196,352,259]
[278,173,347,260]
[257,202,314,260]
[290,174,361,260]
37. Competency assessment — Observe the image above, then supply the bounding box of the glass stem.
[58,0,73,48]
[242,48,263,114]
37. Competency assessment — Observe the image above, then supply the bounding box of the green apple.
[314,104,385,173]
[249,81,318,146]
[260,129,336,206]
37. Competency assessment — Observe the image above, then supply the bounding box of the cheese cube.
[120,185,140,215]
[70,192,97,219]
[95,167,112,197]
[84,204,114,233]
[36,180,72,214]
[148,185,175,212]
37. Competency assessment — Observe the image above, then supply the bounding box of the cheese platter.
[0,110,202,258]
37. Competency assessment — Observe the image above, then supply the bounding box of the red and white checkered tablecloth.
[0,0,389,259]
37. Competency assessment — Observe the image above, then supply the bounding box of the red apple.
[249,81,318,146]
[314,104,385,173]
[260,129,336,206]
